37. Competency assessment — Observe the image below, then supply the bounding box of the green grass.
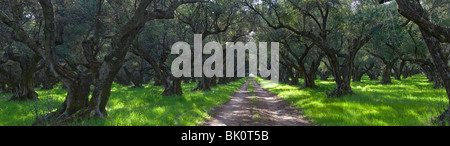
[247,79,260,120]
[256,75,449,126]
[0,77,248,126]
[247,80,254,91]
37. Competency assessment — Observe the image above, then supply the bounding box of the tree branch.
[379,0,450,43]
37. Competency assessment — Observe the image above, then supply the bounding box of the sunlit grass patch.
[256,75,449,126]
[0,90,65,126]
[96,78,248,126]
[0,77,248,126]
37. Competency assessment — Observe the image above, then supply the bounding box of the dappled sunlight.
[0,86,68,125]
[0,78,248,126]
[317,80,335,85]
[1,75,447,126]
[152,106,166,115]
[104,77,247,126]
[259,81,279,89]
[258,74,449,126]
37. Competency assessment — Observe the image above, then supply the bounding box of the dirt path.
[203,78,310,126]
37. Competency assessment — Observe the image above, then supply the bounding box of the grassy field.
[0,77,247,126]
[2,75,448,126]
[256,75,449,126]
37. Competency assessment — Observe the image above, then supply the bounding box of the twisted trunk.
[193,77,211,91]
[32,0,195,125]
[10,56,40,101]
[40,69,58,90]
[368,50,398,84]
[34,74,92,125]
[132,45,182,95]
[10,65,38,101]
[353,63,375,82]
[290,72,299,85]
[318,69,330,81]
[210,76,217,86]
[421,64,442,88]
[378,0,450,124]
[367,69,379,80]
[303,73,316,88]
[421,31,450,124]
[393,60,406,81]
[302,57,321,88]
[329,56,353,96]
[380,64,393,84]
[353,73,363,82]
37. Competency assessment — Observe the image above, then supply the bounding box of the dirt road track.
[203,78,310,126]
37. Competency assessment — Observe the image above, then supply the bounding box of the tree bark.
[131,44,182,95]
[280,66,291,84]
[279,61,296,85]
[34,74,92,125]
[30,0,198,125]
[420,64,442,88]
[39,68,58,90]
[420,31,450,124]
[368,50,398,84]
[280,41,321,88]
[10,65,38,101]
[183,77,190,83]
[353,73,363,82]
[380,64,393,84]
[367,69,379,80]
[329,56,353,96]
[353,63,374,82]
[210,76,217,86]
[290,74,300,85]
[318,69,330,81]
[302,56,321,88]
[303,73,317,88]
[193,77,211,91]
[9,55,40,101]
[377,0,450,124]
[0,83,5,93]
[393,60,405,81]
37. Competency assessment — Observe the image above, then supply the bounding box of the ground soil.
[203,78,311,126]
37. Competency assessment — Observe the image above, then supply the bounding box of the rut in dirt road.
[203,77,310,126]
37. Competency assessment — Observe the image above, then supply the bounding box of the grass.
[256,75,449,126]
[247,80,254,91]
[3,75,448,126]
[246,79,260,120]
[0,77,248,126]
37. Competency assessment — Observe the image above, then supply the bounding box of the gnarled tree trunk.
[378,0,450,125]
[367,69,379,80]
[11,65,38,101]
[353,63,374,82]
[131,43,183,95]
[290,73,299,85]
[380,63,394,84]
[10,56,40,101]
[193,77,211,91]
[303,73,316,88]
[30,0,197,125]
[34,74,92,125]
[420,31,450,124]
[393,60,405,81]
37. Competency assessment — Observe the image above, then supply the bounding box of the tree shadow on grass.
[261,75,448,126]
[98,78,247,126]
